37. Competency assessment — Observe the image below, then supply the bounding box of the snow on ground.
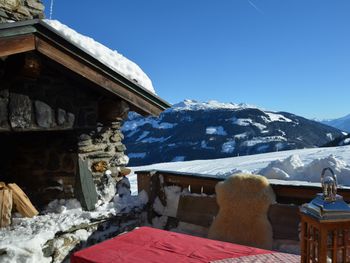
[232,118,268,131]
[221,140,236,153]
[206,126,227,135]
[140,136,170,143]
[122,112,177,134]
[340,138,350,146]
[129,145,350,194]
[240,136,287,147]
[232,118,253,126]
[0,190,148,263]
[234,132,248,139]
[42,20,155,94]
[263,112,293,123]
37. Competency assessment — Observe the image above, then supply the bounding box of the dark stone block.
[79,133,91,141]
[35,100,53,128]
[9,93,32,128]
[0,9,8,18]
[16,5,32,17]
[110,133,123,142]
[115,143,126,152]
[56,108,66,126]
[67,112,75,127]
[0,0,20,11]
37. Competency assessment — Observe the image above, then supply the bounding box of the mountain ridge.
[122,100,344,166]
[321,114,350,132]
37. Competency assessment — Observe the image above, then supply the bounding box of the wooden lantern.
[300,168,350,263]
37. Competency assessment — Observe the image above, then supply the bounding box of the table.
[71,227,297,263]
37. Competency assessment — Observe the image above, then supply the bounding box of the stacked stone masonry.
[0,0,44,22]
[0,53,130,209]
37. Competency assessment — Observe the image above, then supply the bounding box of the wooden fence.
[136,170,350,241]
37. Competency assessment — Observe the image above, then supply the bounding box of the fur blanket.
[208,173,276,249]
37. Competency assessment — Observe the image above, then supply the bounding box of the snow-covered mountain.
[322,114,350,132]
[324,134,350,147]
[122,100,344,166]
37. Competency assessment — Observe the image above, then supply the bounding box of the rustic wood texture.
[35,36,164,116]
[300,213,350,263]
[177,195,218,227]
[160,172,218,195]
[137,170,350,205]
[76,158,98,211]
[0,34,35,57]
[7,183,38,218]
[268,203,300,241]
[0,188,12,228]
[137,172,154,199]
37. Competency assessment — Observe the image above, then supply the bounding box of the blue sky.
[42,0,350,119]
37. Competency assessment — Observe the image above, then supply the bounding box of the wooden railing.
[136,170,350,242]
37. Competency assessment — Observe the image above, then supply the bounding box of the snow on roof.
[130,145,350,191]
[42,19,156,94]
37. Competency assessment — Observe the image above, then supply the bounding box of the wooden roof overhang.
[0,19,171,116]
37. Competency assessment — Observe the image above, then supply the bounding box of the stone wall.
[78,119,129,202]
[0,52,130,208]
[0,0,44,22]
[0,54,99,132]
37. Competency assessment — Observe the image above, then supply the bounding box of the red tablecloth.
[71,227,273,263]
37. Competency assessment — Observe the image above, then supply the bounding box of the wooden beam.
[35,36,163,116]
[0,34,35,57]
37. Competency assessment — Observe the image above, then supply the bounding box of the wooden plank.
[0,182,5,189]
[273,185,350,204]
[161,173,218,193]
[7,183,38,218]
[0,34,35,57]
[0,188,12,227]
[76,158,98,211]
[35,36,163,116]
[268,203,300,240]
[177,195,219,227]
[137,172,153,195]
